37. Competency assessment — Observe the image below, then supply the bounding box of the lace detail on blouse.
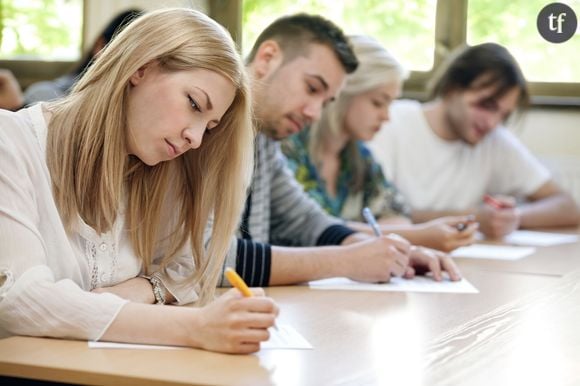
[85,240,99,290]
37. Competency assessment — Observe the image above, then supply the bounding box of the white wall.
[515,108,580,158]
[513,108,580,204]
[83,0,208,51]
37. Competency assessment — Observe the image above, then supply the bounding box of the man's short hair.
[428,43,529,108]
[246,13,358,74]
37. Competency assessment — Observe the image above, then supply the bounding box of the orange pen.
[225,267,278,330]
[225,267,253,297]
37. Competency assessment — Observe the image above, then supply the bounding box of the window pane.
[242,0,437,72]
[467,0,580,83]
[0,0,83,60]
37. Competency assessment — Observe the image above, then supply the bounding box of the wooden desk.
[457,227,580,277]
[424,268,580,385]
[1,228,579,385]
[0,269,561,386]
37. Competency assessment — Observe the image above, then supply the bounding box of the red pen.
[484,194,510,210]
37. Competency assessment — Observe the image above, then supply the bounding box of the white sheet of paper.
[88,324,312,351]
[261,324,313,350]
[451,244,535,260]
[308,276,478,294]
[503,230,579,247]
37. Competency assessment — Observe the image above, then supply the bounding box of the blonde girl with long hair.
[282,35,477,256]
[0,8,278,354]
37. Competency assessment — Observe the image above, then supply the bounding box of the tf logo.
[537,2,578,43]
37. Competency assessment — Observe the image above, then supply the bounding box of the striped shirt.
[219,133,355,287]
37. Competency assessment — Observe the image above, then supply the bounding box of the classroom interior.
[1,0,579,385]
[4,0,580,204]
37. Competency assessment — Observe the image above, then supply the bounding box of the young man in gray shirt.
[224,14,461,287]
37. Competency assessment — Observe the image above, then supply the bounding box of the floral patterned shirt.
[281,129,411,222]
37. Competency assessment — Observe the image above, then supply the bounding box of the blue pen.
[362,207,381,237]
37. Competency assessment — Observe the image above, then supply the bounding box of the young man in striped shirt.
[220,14,461,287]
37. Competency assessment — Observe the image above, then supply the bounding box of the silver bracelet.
[144,274,167,305]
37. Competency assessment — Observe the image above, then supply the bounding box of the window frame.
[234,0,579,107]
[0,0,86,89]
[439,0,579,106]
[2,0,577,106]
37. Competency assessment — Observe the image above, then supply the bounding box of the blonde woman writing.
[282,35,478,253]
[0,8,278,354]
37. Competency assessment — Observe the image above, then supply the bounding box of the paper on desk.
[309,275,478,294]
[88,324,312,351]
[261,324,312,350]
[503,230,579,247]
[451,244,535,260]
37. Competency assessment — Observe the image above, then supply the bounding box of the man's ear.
[252,40,284,79]
[129,62,154,86]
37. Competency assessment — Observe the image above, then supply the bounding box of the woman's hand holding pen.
[414,215,478,252]
[477,194,520,238]
[192,288,279,354]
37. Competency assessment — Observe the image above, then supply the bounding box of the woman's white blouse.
[0,105,197,340]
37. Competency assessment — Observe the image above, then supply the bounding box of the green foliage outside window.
[468,0,580,83]
[242,0,437,72]
[243,0,580,84]
[2,0,578,84]
[0,0,82,60]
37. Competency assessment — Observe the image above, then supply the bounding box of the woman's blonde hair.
[309,35,407,192]
[46,8,254,304]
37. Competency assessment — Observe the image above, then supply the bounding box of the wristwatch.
[146,273,168,305]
